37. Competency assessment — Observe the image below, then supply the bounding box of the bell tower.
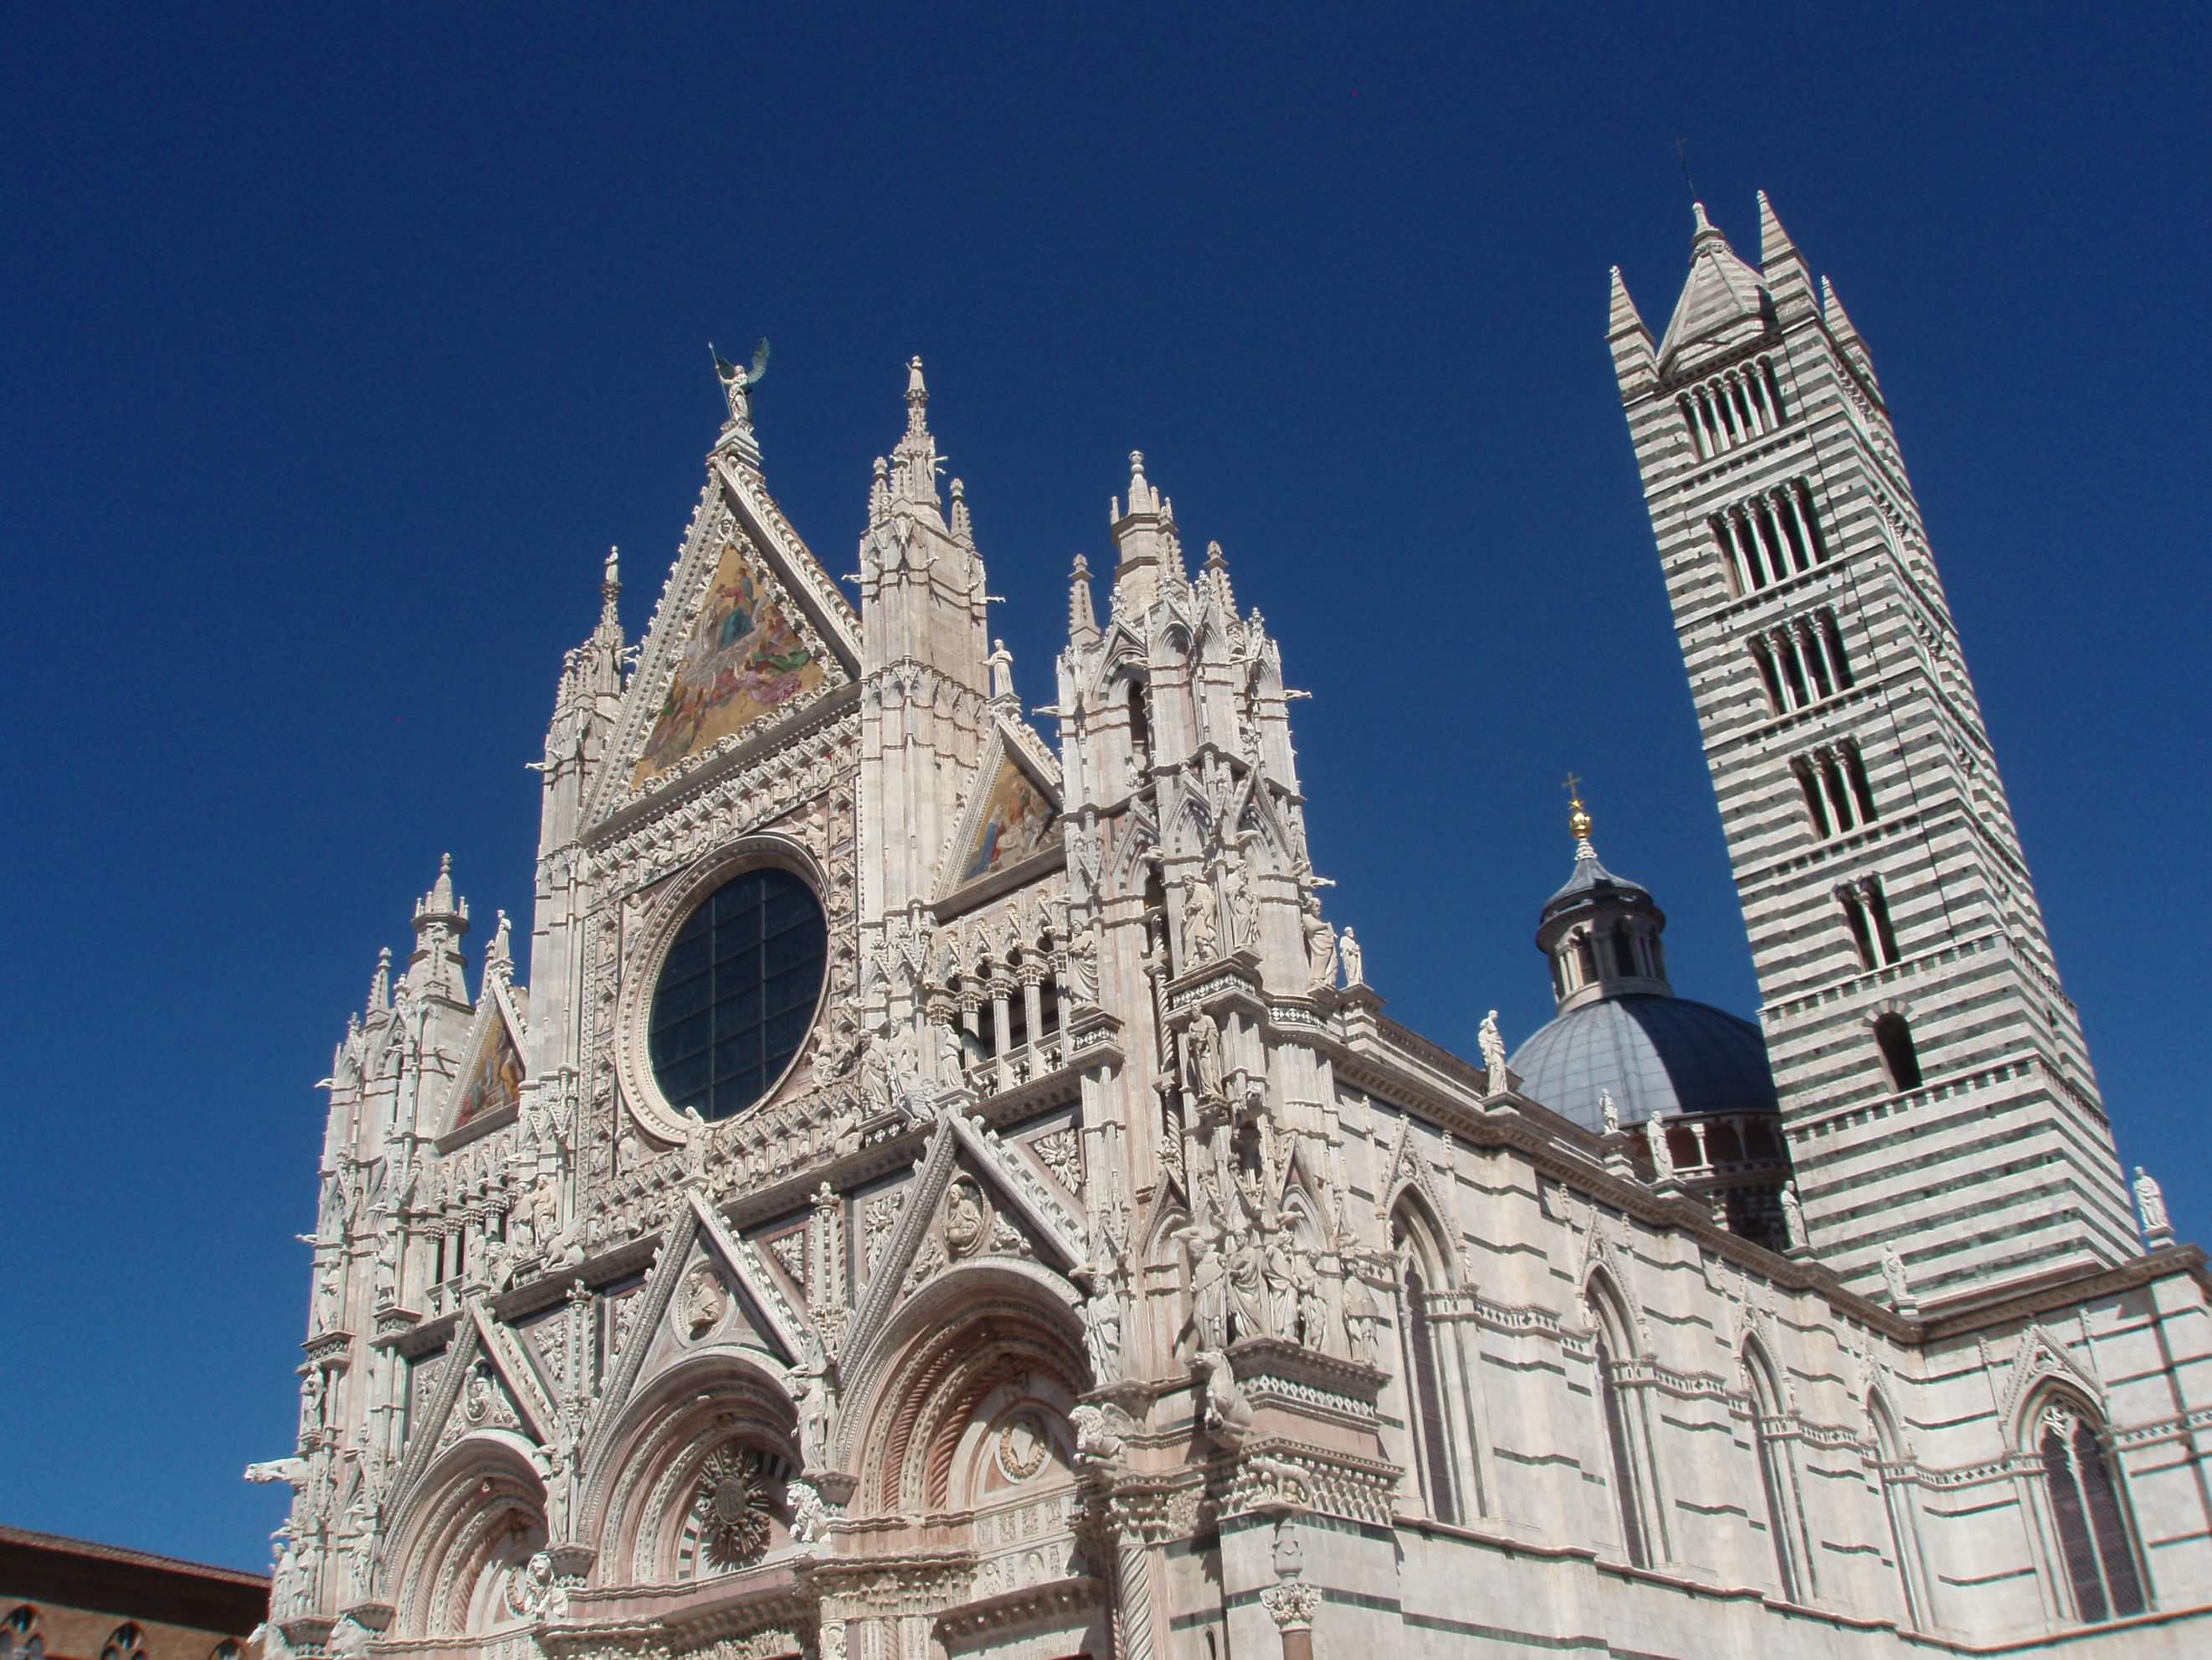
[1610,195,2136,1302]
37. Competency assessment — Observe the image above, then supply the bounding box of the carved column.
[1260,1581,1321,1660]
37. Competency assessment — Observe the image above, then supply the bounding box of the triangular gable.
[938,725,1063,901]
[686,1191,815,1371]
[387,1318,484,1514]
[579,1205,702,1472]
[2000,1323,2107,1436]
[469,1303,560,1444]
[586,465,860,824]
[841,1112,1089,1391]
[439,977,529,1142]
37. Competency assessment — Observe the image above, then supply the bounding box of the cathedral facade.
[259,200,2212,1660]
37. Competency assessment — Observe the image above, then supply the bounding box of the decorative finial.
[1691,199,1713,234]
[599,546,622,629]
[905,357,929,437]
[1564,772,1592,844]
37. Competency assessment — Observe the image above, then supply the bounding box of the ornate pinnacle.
[1067,555,1098,642]
[598,545,622,630]
[905,356,929,436]
[1563,773,1594,846]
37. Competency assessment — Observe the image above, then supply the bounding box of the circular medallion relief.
[647,866,827,1123]
[995,1411,1050,1483]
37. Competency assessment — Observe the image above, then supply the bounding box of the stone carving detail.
[1032,1127,1083,1192]
[944,1175,989,1259]
[787,1478,829,1545]
[680,1264,729,1339]
[767,1226,809,1289]
[995,1411,1051,1483]
[863,1195,900,1276]
[502,1550,569,1623]
[1260,1580,1322,1632]
[689,1445,775,1573]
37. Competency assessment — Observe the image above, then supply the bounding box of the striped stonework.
[1610,197,2135,1302]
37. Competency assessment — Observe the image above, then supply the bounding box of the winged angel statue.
[711,337,771,427]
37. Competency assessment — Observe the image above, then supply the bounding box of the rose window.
[649,868,827,1122]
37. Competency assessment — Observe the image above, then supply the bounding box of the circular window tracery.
[647,866,827,1123]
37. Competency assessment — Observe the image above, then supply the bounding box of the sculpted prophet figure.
[1183,1015,1226,1104]
[2135,1166,2172,1240]
[1188,1225,1231,1350]
[1183,876,1220,962]
[1301,893,1337,990]
[1478,1010,1508,1087]
[1339,927,1364,987]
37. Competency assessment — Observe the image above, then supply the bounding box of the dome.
[1508,993,1778,1133]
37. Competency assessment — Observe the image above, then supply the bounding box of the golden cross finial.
[1563,772,1593,841]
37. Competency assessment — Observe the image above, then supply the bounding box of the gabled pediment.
[841,1111,1090,1386]
[937,723,1064,902]
[437,976,529,1144]
[585,462,861,827]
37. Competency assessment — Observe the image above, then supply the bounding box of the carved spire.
[1067,554,1099,646]
[598,545,622,634]
[1109,450,1183,612]
[891,357,942,511]
[1202,539,1237,619]
[406,853,471,1004]
[367,946,392,1016]
[485,908,514,984]
[950,476,973,548]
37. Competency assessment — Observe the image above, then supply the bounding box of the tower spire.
[1756,190,1815,319]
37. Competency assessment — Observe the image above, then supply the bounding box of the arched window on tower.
[1873,1013,1922,1092]
[2032,1397,2147,1623]
[1588,1275,1654,1568]
[1742,1341,1810,1603]
[1393,1203,1460,1526]
[100,1627,146,1660]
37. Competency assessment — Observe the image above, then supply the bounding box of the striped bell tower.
[1609,194,2136,1303]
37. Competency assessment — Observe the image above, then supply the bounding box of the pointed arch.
[843,1263,1086,1517]
[1868,1387,1932,1629]
[2021,1385,2147,1624]
[1742,1335,1811,1602]
[581,1349,801,1585]
[1585,1268,1657,1568]
[383,1431,548,1637]
[1390,1195,1461,1524]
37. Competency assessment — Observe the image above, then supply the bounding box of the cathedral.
[257,197,2212,1659]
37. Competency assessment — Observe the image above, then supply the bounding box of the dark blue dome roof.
[1508,993,1778,1133]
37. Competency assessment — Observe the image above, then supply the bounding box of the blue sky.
[3,6,2204,1572]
